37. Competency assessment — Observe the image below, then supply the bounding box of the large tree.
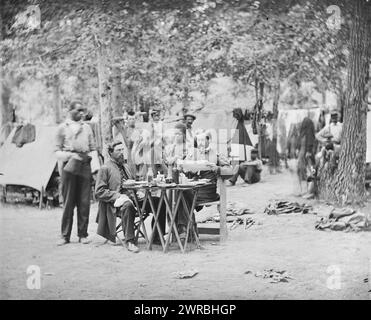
[319,0,370,205]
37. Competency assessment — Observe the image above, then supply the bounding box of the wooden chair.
[195,176,228,241]
[196,200,221,235]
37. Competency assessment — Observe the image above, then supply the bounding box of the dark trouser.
[230,164,261,184]
[119,201,137,243]
[245,166,261,183]
[176,190,195,231]
[119,197,166,243]
[195,171,219,207]
[176,187,219,221]
[229,164,246,183]
[61,165,92,240]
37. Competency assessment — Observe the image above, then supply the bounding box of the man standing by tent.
[55,101,96,246]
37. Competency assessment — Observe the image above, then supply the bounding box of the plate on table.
[196,179,210,184]
[178,181,202,187]
[122,183,136,187]
[177,183,195,187]
[156,182,176,188]
[134,181,148,185]
[122,180,138,187]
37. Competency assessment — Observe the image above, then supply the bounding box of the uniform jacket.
[95,159,134,242]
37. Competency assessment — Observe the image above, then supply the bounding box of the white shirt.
[186,127,195,148]
[316,122,343,144]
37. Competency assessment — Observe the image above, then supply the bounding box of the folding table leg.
[163,190,185,253]
[147,191,166,250]
[116,235,125,247]
[181,189,201,252]
[166,189,177,246]
[131,190,149,245]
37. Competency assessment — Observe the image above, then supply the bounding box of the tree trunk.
[0,12,13,128]
[0,76,13,127]
[319,0,370,205]
[182,71,190,115]
[321,87,326,110]
[110,66,123,141]
[111,67,122,117]
[182,86,190,115]
[337,84,346,123]
[258,81,264,158]
[76,75,86,104]
[97,45,113,160]
[255,78,264,159]
[52,74,62,124]
[271,68,280,172]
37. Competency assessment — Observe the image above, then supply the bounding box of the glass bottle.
[146,167,154,184]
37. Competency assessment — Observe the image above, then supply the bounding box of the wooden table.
[124,183,213,253]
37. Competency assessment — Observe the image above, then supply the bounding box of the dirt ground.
[1,164,370,300]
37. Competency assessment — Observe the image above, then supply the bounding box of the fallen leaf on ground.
[172,269,198,279]
[253,269,293,283]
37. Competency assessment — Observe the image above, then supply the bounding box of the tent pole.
[39,187,44,210]
[218,176,228,243]
[1,185,7,203]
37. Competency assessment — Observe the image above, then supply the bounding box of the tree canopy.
[1,0,351,115]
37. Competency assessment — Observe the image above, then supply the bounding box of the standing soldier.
[55,101,96,246]
[184,113,197,150]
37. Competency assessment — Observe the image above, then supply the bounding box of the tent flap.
[0,126,58,192]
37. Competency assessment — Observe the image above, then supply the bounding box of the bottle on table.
[166,165,173,183]
[172,168,179,184]
[146,167,154,184]
[179,173,186,184]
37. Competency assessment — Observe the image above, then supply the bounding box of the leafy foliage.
[0,0,350,118]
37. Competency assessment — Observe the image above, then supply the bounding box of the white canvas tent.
[0,125,101,193]
[0,125,58,192]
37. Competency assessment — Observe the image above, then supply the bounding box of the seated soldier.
[228,149,263,185]
[163,123,192,239]
[315,111,343,170]
[315,110,342,146]
[191,130,219,205]
[95,141,166,253]
[166,123,226,240]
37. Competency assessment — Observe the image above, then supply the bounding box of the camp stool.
[115,211,150,246]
